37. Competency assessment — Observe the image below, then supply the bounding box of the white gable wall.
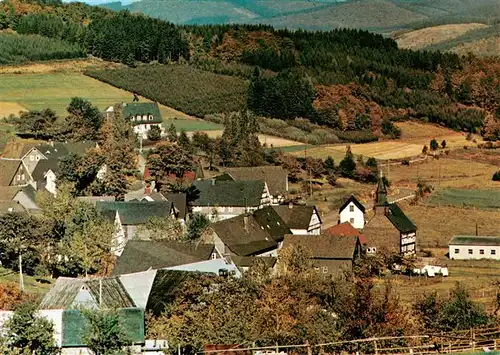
[119,269,158,309]
[449,244,500,260]
[339,202,365,229]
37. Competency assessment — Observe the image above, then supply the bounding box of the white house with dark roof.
[339,195,366,229]
[272,204,322,235]
[107,102,164,139]
[449,236,500,260]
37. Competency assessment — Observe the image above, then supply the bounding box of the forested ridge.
[1,0,499,141]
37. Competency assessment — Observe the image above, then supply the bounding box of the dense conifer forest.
[1,0,499,141]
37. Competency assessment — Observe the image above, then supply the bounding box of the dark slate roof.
[123,102,162,124]
[193,180,265,207]
[113,240,214,275]
[272,205,319,230]
[282,234,359,259]
[213,173,235,182]
[339,195,366,213]
[165,193,188,220]
[253,206,291,242]
[36,141,95,160]
[385,203,417,233]
[449,236,500,246]
[97,201,172,225]
[146,269,208,316]
[231,255,277,268]
[31,159,59,181]
[211,214,278,256]
[224,166,288,196]
[39,276,135,310]
[0,159,22,186]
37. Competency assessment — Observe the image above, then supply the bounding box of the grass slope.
[427,188,500,210]
[0,32,86,65]
[85,65,248,117]
[0,266,52,297]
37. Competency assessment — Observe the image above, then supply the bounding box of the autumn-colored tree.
[0,282,28,310]
[136,216,183,241]
[147,141,193,189]
[277,153,301,182]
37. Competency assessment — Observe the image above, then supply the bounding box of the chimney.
[475,223,478,236]
[288,202,293,209]
[211,179,216,186]
[244,216,248,232]
[144,185,151,195]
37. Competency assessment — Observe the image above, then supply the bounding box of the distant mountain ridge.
[98,0,500,33]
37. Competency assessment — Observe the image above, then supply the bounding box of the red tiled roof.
[143,168,196,182]
[326,222,367,244]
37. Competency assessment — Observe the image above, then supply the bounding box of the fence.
[200,327,500,355]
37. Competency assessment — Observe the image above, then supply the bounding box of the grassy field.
[164,119,222,131]
[0,73,193,119]
[0,267,53,297]
[427,188,500,210]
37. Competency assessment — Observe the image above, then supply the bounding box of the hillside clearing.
[0,102,27,118]
[184,130,304,147]
[0,57,121,74]
[426,188,500,210]
[0,73,191,119]
[395,23,489,50]
[451,36,500,58]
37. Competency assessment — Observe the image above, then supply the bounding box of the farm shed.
[449,236,500,260]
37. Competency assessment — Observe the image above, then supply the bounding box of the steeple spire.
[376,170,388,206]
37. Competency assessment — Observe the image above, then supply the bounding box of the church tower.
[375,171,388,213]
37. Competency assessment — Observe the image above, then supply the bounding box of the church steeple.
[376,170,388,206]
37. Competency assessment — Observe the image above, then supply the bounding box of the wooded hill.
[1,0,499,142]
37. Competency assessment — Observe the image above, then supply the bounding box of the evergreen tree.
[147,125,162,141]
[338,147,356,178]
[324,156,335,172]
[167,123,177,142]
[430,139,439,151]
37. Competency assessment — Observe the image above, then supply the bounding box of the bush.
[401,159,410,166]
[147,125,162,141]
[381,119,402,139]
[493,171,500,181]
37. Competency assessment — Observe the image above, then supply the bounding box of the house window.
[149,115,153,120]
[314,267,320,273]
[21,174,25,180]
[30,155,34,161]
[137,115,141,121]
[322,266,328,273]
[211,253,217,260]
[349,218,354,224]
[468,249,473,255]
[454,249,459,254]
[349,205,354,212]
[228,207,233,213]
[36,155,40,160]
[16,175,21,181]
[480,249,484,255]
[492,250,496,255]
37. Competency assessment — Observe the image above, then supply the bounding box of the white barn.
[338,195,366,229]
[449,236,500,260]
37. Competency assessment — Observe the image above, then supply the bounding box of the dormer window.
[149,115,153,121]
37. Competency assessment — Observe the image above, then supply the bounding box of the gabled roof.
[253,206,291,242]
[339,195,366,213]
[272,205,320,230]
[211,214,280,256]
[326,222,367,244]
[97,201,173,225]
[385,203,416,233]
[123,102,162,124]
[0,159,23,186]
[31,159,59,181]
[165,193,188,220]
[193,180,265,207]
[0,186,23,200]
[1,141,40,159]
[449,236,500,246]
[113,240,214,275]
[223,166,288,196]
[282,234,359,259]
[39,276,136,310]
[231,255,277,269]
[36,141,95,160]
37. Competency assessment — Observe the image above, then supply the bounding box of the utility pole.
[99,278,102,307]
[18,253,24,292]
[305,147,312,197]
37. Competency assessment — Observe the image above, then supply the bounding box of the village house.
[204,206,290,260]
[326,222,374,254]
[449,236,500,260]
[0,159,32,186]
[281,234,362,275]
[192,179,271,221]
[218,166,289,204]
[272,204,322,235]
[97,201,178,256]
[125,190,189,224]
[1,141,96,174]
[107,102,164,139]
[31,159,58,195]
[362,173,417,255]
[0,185,39,211]
[338,195,366,229]
[113,240,220,275]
